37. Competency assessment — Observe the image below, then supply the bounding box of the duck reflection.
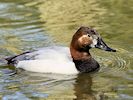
[74,74,105,100]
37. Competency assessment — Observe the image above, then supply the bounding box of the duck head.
[70,26,116,60]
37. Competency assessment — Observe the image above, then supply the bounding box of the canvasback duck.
[5,26,116,74]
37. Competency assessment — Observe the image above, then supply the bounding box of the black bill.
[95,38,116,52]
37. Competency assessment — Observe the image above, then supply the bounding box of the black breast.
[73,58,100,73]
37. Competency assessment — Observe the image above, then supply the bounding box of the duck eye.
[91,30,96,34]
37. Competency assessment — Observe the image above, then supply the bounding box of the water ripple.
[0,0,132,100]
[96,47,131,72]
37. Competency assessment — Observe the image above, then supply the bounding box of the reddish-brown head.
[70,26,116,60]
[70,27,99,51]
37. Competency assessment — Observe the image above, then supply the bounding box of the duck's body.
[5,26,116,74]
[8,46,78,74]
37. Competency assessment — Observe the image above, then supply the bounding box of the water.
[0,0,132,99]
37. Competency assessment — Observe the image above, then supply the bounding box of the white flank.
[16,46,79,74]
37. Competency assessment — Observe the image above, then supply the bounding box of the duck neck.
[70,45,91,61]
[70,45,100,73]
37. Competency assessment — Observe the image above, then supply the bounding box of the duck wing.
[5,50,36,65]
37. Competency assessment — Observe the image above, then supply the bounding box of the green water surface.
[0,0,132,100]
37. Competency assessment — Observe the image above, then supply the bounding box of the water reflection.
[1,71,106,100]
[74,74,107,100]
[74,74,94,100]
